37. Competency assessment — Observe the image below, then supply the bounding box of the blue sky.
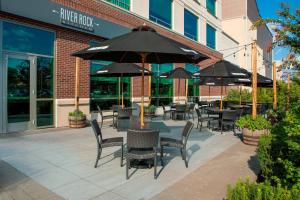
[256,0,300,61]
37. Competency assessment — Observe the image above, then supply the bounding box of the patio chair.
[187,103,196,120]
[162,104,172,120]
[160,121,194,168]
[220,110,237,134]
[112,105,122,127]
[195,108,212,131]
[126,129,160,179]
[174,104,187,120]
[116,108,132,128]
[91,119,124,168]
[97,105,115,127]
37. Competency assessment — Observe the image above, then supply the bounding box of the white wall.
[217,31,239,65]
[131,0,149,19]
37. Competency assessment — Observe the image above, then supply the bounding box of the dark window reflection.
[37,57,53,98]
[90,61,131,111]
[37,101,53,127]
[3,22,55,56]
[151,64,173,106]
[7,58,30,123]
[185,64,200,102]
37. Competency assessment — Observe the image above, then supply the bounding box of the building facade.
[0,0,267,134]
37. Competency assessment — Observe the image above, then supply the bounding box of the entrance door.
[4,53,54,133]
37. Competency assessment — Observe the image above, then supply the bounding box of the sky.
[256,0,300,61]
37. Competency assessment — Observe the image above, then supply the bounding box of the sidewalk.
[152,142,259,200]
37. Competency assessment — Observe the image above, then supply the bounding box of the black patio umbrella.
[234,73,273,88]
[194,60,249,110]
[160,67,194,101]
[91,63,152,108]
[73,25,208,127]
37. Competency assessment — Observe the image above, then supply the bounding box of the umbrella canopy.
[91,63,152,77]
[235,73,273,88]
[195,60,248,78]
[73,25,208,63]
[194,77,236,86]
[160,67,194,79]
[73,25,209,128]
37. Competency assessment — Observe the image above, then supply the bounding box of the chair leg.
[184,149,188,168]
[120,145,124,167]
[180,148,184,160]
[160,146,164,166]
[126,158,130,180]
[94,148,102,168]
[154,156,157,179]
[101,118,103,128]
[200,121,203,131]
[221,123,223,134]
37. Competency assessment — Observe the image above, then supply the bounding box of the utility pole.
[252,41,257,119]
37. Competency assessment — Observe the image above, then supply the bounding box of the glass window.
[185,64,200,102]
[149,0,172,29]
[3,22,55,56]
[206,24,216,49]
[206,0,216,16]
[90,61,131,111]
[105,0,130,10]
[151,64,173,106]
[184,9,198,41]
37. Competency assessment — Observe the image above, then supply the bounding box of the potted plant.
[68,109,86,128]
[236,115,271,146]
[144,105,157,116]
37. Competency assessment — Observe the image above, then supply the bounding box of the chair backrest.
[161,104,166,111]
[181,121,194,147]
[235,108,243,118]
[91,119,103,146]
[96,105,103,117]
[127,129,159,149]
[176,104,187,112]
[118,108,132,118]
[189,103,196,110]
[112,105,122,113]
[222,110,237,121]
[195,108,201,118]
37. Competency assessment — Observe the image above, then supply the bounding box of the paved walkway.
[152,142,259,200]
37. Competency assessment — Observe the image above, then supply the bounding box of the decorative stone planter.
[242,128,268,146]
[68,116,86,128]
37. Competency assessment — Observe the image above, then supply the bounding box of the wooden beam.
[252,41,257,119]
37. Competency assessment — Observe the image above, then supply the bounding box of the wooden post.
[140,53,146,128]
[75,57,80,111]
[148,65,151,105]
[185,79,188,101]
[220,78,223,111]
[287,73,291,109]
[272,62,277,111]
[208,86,211,103]
[252,41,257,119]
[118,77,121,106]
[178,78,180,101]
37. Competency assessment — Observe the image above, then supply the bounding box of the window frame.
[184,8,199,41]
[149,0,172,29]
[206,23,216,49]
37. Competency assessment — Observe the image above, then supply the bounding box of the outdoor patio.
[0,117,240,200]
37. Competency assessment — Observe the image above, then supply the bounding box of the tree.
[252,3,300,69]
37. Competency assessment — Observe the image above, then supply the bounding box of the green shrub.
[68,109,86,119]
[145,105,156,114]
[236,115,271,131]
[227,178,300,200]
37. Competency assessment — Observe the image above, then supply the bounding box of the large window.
[184,9,198,41]
[151,64,173,106]
[149,0,172,29]
[206,0,216,16]
[105,0,130,10]
[185,64,200,102]
[90,61,131,111]
[206,24,216,49]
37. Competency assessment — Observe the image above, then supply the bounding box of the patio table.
[116,119,170,132]
[205,107,231,129]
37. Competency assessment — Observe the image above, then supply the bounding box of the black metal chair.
[97,105,114,127]
[174,104,187,120]
[112,105,122,127]
[90,119,124,168]
[116,108,132,128]
[220,110,237,134]
[126,129,160,179]
[160,121,194,168]
[162,104,172,120]
[195,108,212,131]
[187,103,196,120]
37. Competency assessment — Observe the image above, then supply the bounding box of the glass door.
[6,54,33,132]
[4,54,54,132]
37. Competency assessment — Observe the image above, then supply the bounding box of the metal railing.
[149,14,171,29]
[184,31,198,41]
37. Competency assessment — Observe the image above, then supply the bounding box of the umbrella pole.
[118,77,121,106]
[148,65,151,105]
[272,62,277,111]
[121,77,124,109]
[140,53,146,128]
[208,86,211,104]
[239,85,242,106]
[178,78,180,102]
[252,41,257,119]
[220,78,223,111]
[75,57,80,111]
[185,79,188,102]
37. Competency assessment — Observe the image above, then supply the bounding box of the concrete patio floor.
[0,118,241,200]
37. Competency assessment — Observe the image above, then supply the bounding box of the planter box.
[242,128,268,146]
[68,116,86,128]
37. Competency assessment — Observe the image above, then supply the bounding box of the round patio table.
[205,107,231,130]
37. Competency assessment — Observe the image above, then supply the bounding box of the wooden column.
[185,79,188,101]
[272,62,277,111]
[252,41,257,119]
[75,57,80,111]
